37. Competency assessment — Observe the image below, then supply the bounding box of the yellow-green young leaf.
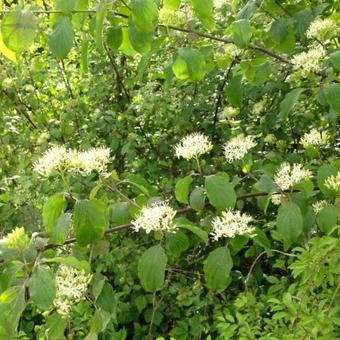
[128,19,153,54]
[119,27,137,56]
[172,48,206,81]
[42,193,66,235]
[276,202,303,243]
[189,187,205,211]
[131,0,158,33]
[1,10,37,53]
[138,244,167,292]
[28,266,56,310]
[175,175,193,204]
[48,16,74,59]
[0,286,26,338]
[73,199,107,247]
[0,33,16,61]
[231,19,252,48]
[317,205,338,234]
[205,175,236,211]
[164,0,181,10]
[317,164,338,198]
[204,247,233,291]
[190,0,215,30]
[80,35,89,74]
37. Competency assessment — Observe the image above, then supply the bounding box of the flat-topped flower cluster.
[33,145,110,177]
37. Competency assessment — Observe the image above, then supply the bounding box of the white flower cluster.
[274,163,312,191]
[224,134,256,162]
[1,227,30,251]
[292,46,326,77]
[312,200,328,214]
[175,133,213,160]
[252,99,266,116]
[33,145,110,177]
[224,44,243,59]
[271,194,282,205]
[324,171,340,194]
[214,0,227,9]
[219,106,239,120]
[307,18,338,41]
[159,8,187,26]
[300,129,328,148]
[211,209,254,240]
[132,201,177,234]
[53,265,92,317]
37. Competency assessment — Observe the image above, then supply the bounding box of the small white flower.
[53,265,92,317]
[274,163,312,191]
[324,171,340,194]
[132,201,177,234]
[312,200,328,214]
[300,129,328,148]
[307,18,338,41]
[33,146,68,177]
[175,133,213,160]
[271,194,282,205]
[224,134,256,162]
[34,146,111,177]
[211,209,254,240]
[292,46,326,77]
[68,147,110,175]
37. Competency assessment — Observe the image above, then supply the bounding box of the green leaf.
[164,0,181,10]
[167,230,189,257]
[205,175,236,211]
[125,174,158,196]
[45,312,67,340]
[95,1,110,52]
[226,75,243,108]
[279,88,304,120]
[48,16,74,59]
[28,265,56,310]
[330,50,340,71]
[90,308,111,334]
[42,193,66,235]
[44,256,91,273]
[204,247,233,291]
[189,187,205,211]
[175,217,209,244]
[276,202,303,243]
[172,48,206,81]
[0,32,16,61]
[107,26,123,50]
[317,205,338,234]
[317,164,338,198]
[175,175,193,204]
[128,19,153,54]
[0,286,25,338]
[190,0,215,30]
[131,0,158,32]
[74,199,107,247]
[323,83,340,114]
[1,10,37,53]
[119,27,137,56]
[138,244,167,292]
[109,202,132,225]
[231,19,252,48]
[52,213,71,245]
[55,0,76,13]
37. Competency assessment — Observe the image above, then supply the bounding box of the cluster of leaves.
[0,0,339,339]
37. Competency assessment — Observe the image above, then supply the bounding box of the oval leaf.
[175,175,193,204]
[138,244,167,292]
[204,246,233,291]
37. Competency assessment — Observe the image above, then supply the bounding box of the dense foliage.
[0,0,339,339]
